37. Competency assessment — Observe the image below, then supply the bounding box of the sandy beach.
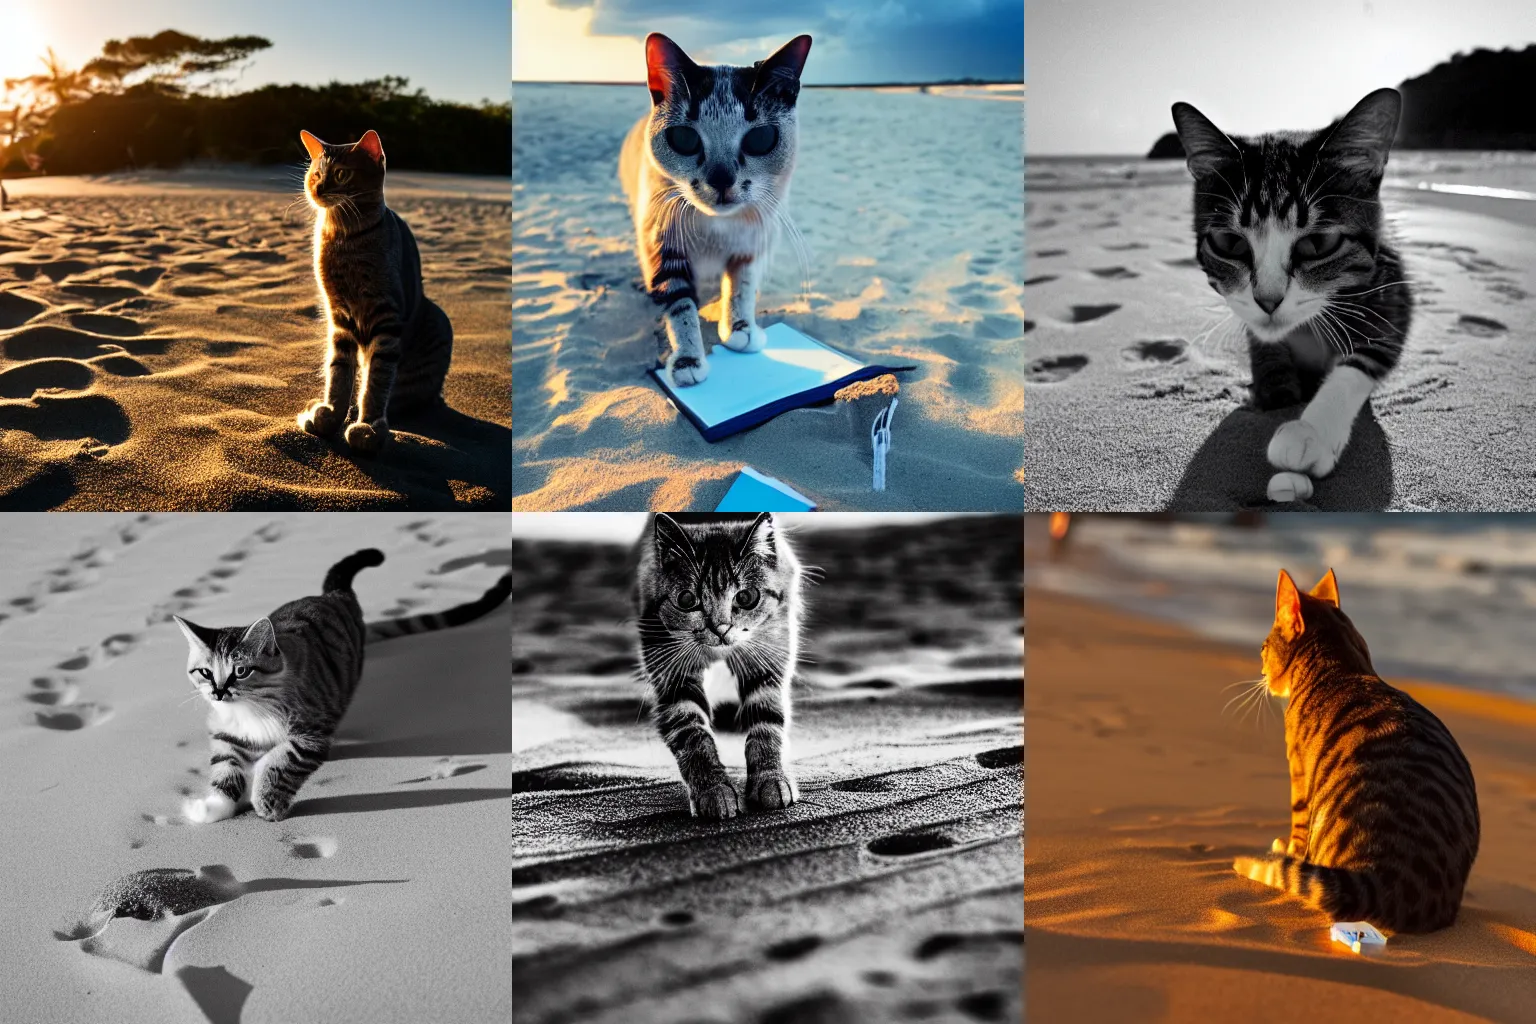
[513,85,1024,511]
[1024,153,1536,510]
[0,168,510,510]
[511,515,1023,1021]
[0,512,510,1023]
[1026,583,1536,1022]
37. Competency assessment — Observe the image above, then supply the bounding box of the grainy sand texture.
[512,515,1023,1022]
[0,513,510,1022]
[513,85,1024,510]
[0,169,510,509]
[1026,586,1536,1023]
[1025,154,1536,511]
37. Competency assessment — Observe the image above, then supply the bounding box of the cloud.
[546,0,1022,82]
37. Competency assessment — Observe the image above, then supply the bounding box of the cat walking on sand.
[1171,90,1412,503]
[295,129,454,453]
[633,514,803,820]
[175,548,510,823]
[619,34,812,387]
[1233,569,1479,933]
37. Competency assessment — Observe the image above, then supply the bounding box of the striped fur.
[633,514,803,819]
[618,34,812,387]
[1233,569,1480,933]
[295,129,453,455]
[1172,90,1412,500]
[175,548,510,823]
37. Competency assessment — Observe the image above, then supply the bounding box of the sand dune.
[512,516,1023,1021]
[1024,157,1536,510]
[513,86,1024,510]
[0,513,510,1023]
[0,170,509,509]
[1026,587,1536,1023]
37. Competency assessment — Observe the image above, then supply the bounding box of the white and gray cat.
[619,34,812,387]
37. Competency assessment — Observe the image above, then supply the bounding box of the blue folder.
[714,467,817,511]
[650,322,914,442]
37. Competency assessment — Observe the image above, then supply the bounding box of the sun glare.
[512,0,644,83]
[0,3,47,94]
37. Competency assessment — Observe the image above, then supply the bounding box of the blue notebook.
[714,467,817,511]
[650,322,914,442]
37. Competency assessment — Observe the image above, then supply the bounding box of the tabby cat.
[618,34,812,387]
[633,513,803,819]
[175,548,510,823]
[1233,569,1479,933]
[1172,90,1412,503]
[295,129,454,453]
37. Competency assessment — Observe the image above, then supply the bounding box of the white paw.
[182,792,237,824]
[666,351,710,387]
[1267,419,1340,477]
[1267,471,1314,503]
[1271,837,1287,854]
[722,323,767,353]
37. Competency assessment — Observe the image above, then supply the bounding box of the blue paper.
[651,322,914,442]
[715,467,816,511]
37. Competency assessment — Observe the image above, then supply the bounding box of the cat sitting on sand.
[619,34,813,387]
[295,129,454,453]
[1171,90,1412,503]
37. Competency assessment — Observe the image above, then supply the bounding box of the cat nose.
[704,165,735,195]
[1254,294,1283,315]
[708,621,732,639]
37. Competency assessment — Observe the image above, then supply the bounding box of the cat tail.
[322,549,386,593]
[364,572,511,644]
[1235,853,1383,924]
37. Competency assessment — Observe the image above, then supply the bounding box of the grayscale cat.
[1172,89,1412,503]
[619,34,812,387]
[175,548,510,823]
[633,514,803,819]
[295,129,454,453]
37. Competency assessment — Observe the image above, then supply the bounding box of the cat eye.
[734,587,760,610]
[195,668,212,680]
[234,665,253,678]
[333,168,354,185]
[666,126,703,156]
[1207,230,1250,259]
[676,592,700,610]
[1293,232,1344,261]
[741,125,778,157]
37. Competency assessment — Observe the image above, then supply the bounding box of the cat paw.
[746,771,798,812]
[251,792,292,822]
[343,418,390,454]
[1267,419,1339,477]
[1267,471,1314,503]
[297,401,342,437]
[1271,838,1287,854]
[1233,852,1285,888]
[722,322,767,353]
[689,780,740,820]
[182,792,237,824]
[666,352,710,387]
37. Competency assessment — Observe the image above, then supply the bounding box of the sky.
[511,513,973,541]
[0,0,508,105]
[1027,0,1536,155]
[512,0,1023,84]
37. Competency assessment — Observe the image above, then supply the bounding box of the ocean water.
[1027,514,1536,700]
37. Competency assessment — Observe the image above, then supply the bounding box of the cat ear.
[646,33,702,107]
[1274,569,1305,638]
[737,513,776,560]
[653,513,694,561]
[1170,101,1241,180]
[1316,88,1400,178]
[239,617,278,657]
[752,35,812,104]
[173,615,215,653]
[1309,568,1340,607]
[356,130,385,164]
[299,130,326,161]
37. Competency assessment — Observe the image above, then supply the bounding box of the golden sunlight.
[512,0,645,83]
[0,2,48,91]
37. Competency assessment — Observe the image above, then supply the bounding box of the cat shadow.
[1167,403,1392,511]
[176,965,252,1024]
[288,787,511,818]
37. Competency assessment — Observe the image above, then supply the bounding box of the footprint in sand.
[403,757,488,783]
[0,358,94,398]
[1090,266,1139,281]
[1035,248,1068,258]
[69,312,144,337]
[1164,257,1200,269]
[975,746,1023,769]
[2,325,120,361]
[0,290,48,328]
[1025,354,1088,384]
[1105,241,1149,251]
[867,830,957,857]
[1124,339,1187,364]
[1454,314,1507,338]
[1024,275,1058,286]
[35,702,115,730]
[1061,303,1120,324]
[28,677,81,706]
[285,836,339,859]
